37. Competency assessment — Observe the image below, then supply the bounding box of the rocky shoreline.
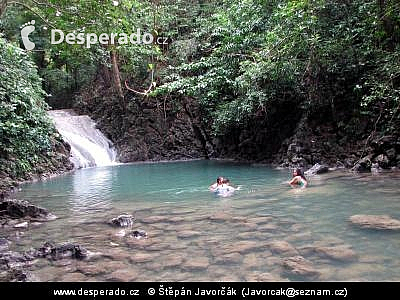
[73,89,400,176]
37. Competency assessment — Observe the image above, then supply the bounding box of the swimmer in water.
[288,168,308,189]
[210,177,237,197]
[209,176,224,191]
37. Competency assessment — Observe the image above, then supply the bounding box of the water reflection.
[11,161,400,281]
[69,167,114,216]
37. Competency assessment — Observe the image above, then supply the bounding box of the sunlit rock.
[350,214,400,230]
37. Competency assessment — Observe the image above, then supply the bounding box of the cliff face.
[75,92,215,163]
[74,91,399,173]
[75,85,399,172]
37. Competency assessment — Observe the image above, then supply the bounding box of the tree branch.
[8,1,56,28]
[125,79,155,96]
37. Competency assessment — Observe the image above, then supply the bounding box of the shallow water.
[8,160,400,281]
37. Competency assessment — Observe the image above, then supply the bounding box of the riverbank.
[73,82,400,177]
[0,139,73,199]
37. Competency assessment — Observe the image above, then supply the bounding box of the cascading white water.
[48,109,117,169]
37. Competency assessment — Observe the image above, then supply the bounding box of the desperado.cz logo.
[20,20,159,50]
[51,28,154,48]
[20,20,36,50]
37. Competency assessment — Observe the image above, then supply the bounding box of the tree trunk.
[377,0,399,50]
[0,0,7,18]
[110,49,125,108]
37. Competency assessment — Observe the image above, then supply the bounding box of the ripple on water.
[10,162,400,281]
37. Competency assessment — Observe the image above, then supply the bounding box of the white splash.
[48,109,117,169]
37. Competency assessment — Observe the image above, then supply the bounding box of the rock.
[290,156,308,167]
[0,199,56,220]
[305,163,329,176]
[106,269,138,282]
[33,242,88,260]
[209,212,231,222]
[214,252,243,264]
[0,238,11,251]
[344,158,356,168]
[60,272,89,282]
[130,252,157,263]
[162,254,184,268]
[282,256,320,279]
[76,264,108,276]
[350,215,400,230]
[244,272,283,282]
[386,148,396,161]
[14,221,29,228]
[229,241,261,254]
[375,154,389,169]
[109,214,134,227]
[0,268,38,282]
[182,257,210,271]
[312,246,358,262]
[177,230,201,239]
[128,230,148,240]
[0,251,34,270]
[115,229,126,237]
[351,156,372,172]
[268,240,298,256]
[371,163,381,173]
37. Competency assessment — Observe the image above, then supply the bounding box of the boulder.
[32,241,88,260]
[351,156,372,173]
[385,148,396,161]
[109,214,134,227]
[128,230,148,240]
[374,154,389,169]
[305,163,329,176]
[371,163,382,173]
[350,215,400,230]
[0,199,56,220]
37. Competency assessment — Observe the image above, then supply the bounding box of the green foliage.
[0,38,58,177]
[156,0,400,136]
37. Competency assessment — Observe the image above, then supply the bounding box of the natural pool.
[9,160,400,281]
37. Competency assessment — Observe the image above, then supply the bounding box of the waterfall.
[48,109,117,169]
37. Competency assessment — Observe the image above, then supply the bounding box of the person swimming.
[209,176,224,191]
[210,177,236,197]
[288,168,308,188]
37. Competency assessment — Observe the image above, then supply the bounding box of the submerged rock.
[182,257,210,271]
[282,256,320,279]
[312,246,358,262]
[0,251,34,270]
[350,215,400,230]
[109,214,135,227]
[128,230,148,240]
[33,242,88,260]
[0,238,11,251]
[0,268,38,282]
[268,240,299,256]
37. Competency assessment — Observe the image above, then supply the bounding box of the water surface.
[10,160,400,281]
